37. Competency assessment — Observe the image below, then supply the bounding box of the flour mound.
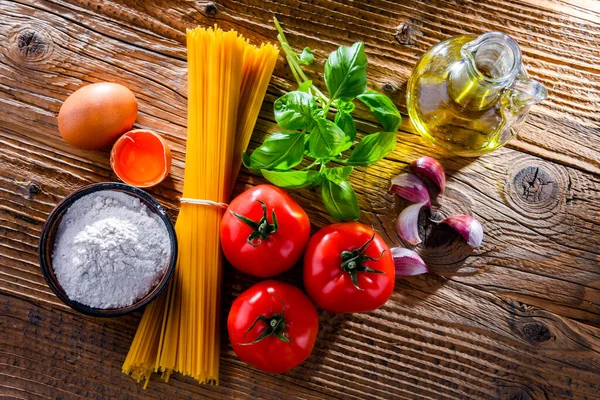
[52,191,171,309]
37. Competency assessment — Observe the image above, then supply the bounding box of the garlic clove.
[390,173,431,206]
[395,201,427,245]
[391,247,430,276]
[409,156,446,195]
[441,215,483,247]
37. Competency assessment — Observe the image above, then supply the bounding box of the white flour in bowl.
[52,190,171,309]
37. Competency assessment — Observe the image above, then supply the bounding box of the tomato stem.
[231,200,278,247]
[239,295,290,346]
[340,233,386,291]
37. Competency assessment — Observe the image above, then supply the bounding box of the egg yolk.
[114,131,166,185]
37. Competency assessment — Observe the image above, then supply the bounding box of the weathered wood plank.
[3,271,600,399]
[1,0,599,399]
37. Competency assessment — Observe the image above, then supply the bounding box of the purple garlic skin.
[441,215,483,247]
[391,247,430,276]
[409,156,446,195]
[395,202,427,245]
[390,173,431,206]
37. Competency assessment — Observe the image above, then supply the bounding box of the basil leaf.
[274,91,318,130]
[323,166,354,184]
[297,80,313,92]
[298,47,314,65]
[321,179,360,221]
[261,169,322,189]
[324,42,368,101]
[308,118,346,159]
[334,111,356,151]
[337,100,355,113]
[243,132,305,171]
[346,131,397,166]
[241,151,260,174]
[311,108,325,119]
[304,133,311,154]
[357,90,402,132]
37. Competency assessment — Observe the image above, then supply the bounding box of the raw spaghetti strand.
[160,26,244,383]
[232,42,279,184]
[122,25,278,386]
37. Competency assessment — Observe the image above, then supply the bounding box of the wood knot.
[18,30,46,57]
[394,186,477,269]
[514,166,557,204]
[7,26,53,66]
[16,29,51,61]
[394,21,421,46]
[28,182,41,199]
[382,82,397,95]
[416,206,475,270]
[504,158,568,230]
[418,208,458,248]
[204,2,218,17]
[15,180,43,201]
[521,322,552,343]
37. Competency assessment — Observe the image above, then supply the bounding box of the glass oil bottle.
[407,32,547,157]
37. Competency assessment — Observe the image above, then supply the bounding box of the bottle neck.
[447,32,522,111]
[447,61,505,111]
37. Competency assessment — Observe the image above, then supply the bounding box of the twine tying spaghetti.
[180,198,228,209]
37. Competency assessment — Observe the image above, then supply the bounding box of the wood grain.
[1,0,599,399]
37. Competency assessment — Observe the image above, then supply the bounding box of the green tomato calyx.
[239,295,290,345]
[231,200,279,247]
[340,233,386,291]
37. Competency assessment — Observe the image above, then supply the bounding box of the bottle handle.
[509,76,548,108]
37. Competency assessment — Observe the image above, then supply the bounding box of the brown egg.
[58,82,138,150]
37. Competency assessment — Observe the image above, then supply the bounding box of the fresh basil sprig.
[274,91,317,130]
[334,111,356,151]
[324,42,368,102]
[357,90,402,132]
[242,17,401,221]
[322,180,360,221]
[243,132,306,171]
[298,47,314,65]
[346,131,397,166]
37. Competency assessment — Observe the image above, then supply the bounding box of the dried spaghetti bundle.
[122,26,278,386]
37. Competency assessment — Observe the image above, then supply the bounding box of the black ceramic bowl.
[38,182,177,317]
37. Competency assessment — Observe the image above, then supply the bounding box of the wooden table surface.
[1,0,599,399]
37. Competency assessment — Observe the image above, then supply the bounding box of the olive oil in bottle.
[407,32,547,157]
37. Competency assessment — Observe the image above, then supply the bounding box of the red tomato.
[227,280,319,373]
[221,185,310,277]
[303,222,395,313]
